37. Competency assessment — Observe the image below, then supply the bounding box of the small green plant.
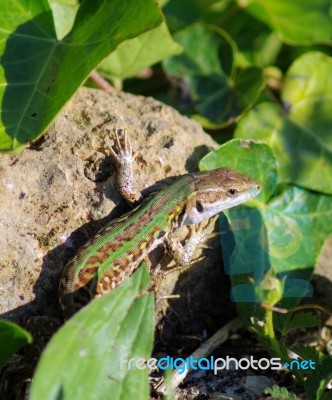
[264,384,298,399]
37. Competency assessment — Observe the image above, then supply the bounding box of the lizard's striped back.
[59,174,194,318]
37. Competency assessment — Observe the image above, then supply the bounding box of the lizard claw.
[107,128,142,204]
[109,128,135,167]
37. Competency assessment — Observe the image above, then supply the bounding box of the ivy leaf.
[216,8,282,68]
[238,0,332,45]
[235,52,332,194]
[222,185,332,312]
[98,22,182,79]
[48,0,79,39]
[30,266,154,400]
[0,0,162,153]
[163,23,264,128]
[200,140,332,323]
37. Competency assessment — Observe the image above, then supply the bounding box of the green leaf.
[162,0,209,31]
[0,319,32,368]
[164,23,235,78]
[292,345,332,400]
[191,66,264,128]
[264,384,298,399]
[0,0,163,153]
[305,355,332,400]
[163,23,265,127]
[48,0,79,39]
[226,185,331,288]
[225,184,331,322]
[30,266,154,400]
[235,52,332,194]
[275,312,320,336]
[200,140,332,322]
[205,3,282,68]
[238,0,332,45]
[98,22,182,79]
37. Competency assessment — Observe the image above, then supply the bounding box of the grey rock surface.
[0,87,231,334]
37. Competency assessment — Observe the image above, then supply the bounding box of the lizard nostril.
[250,183,261,197]
[255,184,262,194]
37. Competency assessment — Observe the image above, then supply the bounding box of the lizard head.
[184,168,261,224]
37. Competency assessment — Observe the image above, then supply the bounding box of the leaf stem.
[89,70,115,93]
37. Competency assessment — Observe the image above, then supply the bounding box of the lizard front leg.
[108,128,142,205]
[165,216,219,268]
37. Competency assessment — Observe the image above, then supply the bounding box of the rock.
[0,87,233,341]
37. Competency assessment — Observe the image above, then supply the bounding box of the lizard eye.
[227,188,238,197]
[196,201,204,212]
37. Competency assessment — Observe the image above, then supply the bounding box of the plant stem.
[265,307,304,384]
[265,308,281,356]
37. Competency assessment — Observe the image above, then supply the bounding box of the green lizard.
[59,129,261,319]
